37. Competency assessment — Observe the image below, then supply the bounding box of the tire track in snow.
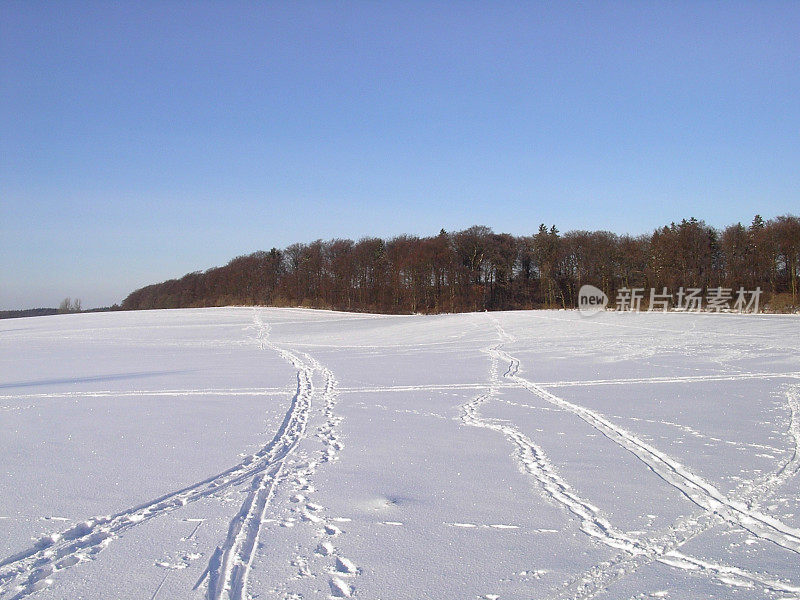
[0,312,314,600]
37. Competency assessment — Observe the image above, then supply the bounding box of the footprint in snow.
[333,556,358,575]
[301,510,323,524]
[55,555,81,569]
[316,541,335,556]
[329,577,353,598]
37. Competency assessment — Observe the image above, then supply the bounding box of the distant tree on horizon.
[58,298,82,313]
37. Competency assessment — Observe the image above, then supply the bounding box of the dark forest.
[121,215,800,314]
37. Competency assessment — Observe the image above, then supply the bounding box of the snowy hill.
[1,308,799,600]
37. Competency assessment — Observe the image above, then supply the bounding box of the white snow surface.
[1,307,800,600]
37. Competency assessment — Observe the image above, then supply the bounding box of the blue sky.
[2,1,798,309]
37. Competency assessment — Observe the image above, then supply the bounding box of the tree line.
[121,214,800,314]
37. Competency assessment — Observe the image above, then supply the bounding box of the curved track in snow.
[0,313,322,600]
[462,314,800,598]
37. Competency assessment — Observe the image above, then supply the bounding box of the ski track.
[550,386,800,600]
[0,312,325,600]
[0,388,295,401]
[504,357,800,555]
[461,356,651,556]
[205,314,315,600]
[5,371,800,403]
[3,310,798,599]
[463,314,800,598]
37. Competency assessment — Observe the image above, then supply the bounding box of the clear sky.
[2,1,798,309]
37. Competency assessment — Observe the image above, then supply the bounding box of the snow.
[1,307,799,599]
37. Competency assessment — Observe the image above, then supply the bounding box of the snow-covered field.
[1,308,799,600]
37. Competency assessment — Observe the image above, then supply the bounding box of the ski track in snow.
[3,309,799,599]
[204,314,315,600]
[510,365,800,554]
[550,386,800,599]
[205,315,358,600]
[3,371,799,404]
[0,389,294,401]
[0,311,344,600]
[461,348,651,557]
[463,313,800,598]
